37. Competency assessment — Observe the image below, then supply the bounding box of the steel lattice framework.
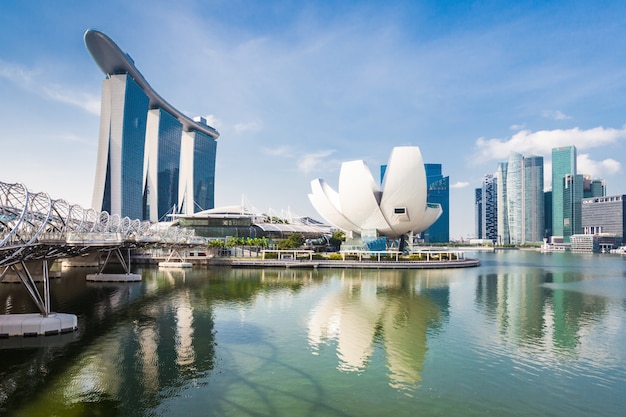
[0,181,206,317]
[0,181,204,267]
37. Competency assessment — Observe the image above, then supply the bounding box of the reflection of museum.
[307,270,450,389]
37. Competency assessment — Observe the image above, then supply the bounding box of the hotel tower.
[84,29,220,221]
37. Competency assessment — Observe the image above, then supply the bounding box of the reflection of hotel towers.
[307,270,447,389]
[84,30,219,221]
[474,271,608,352]
[66,270,213,403]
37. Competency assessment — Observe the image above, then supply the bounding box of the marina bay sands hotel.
[84,29,220,222]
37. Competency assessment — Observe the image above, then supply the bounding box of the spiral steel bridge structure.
[0,181,205,335]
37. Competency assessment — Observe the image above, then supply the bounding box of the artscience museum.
[309,146,442,248]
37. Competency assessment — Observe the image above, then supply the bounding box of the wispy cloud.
[473,125,626,162]
[234,120,263,133]
[41,85,100,115]
[297,150,336,174]
[542,110,572,120]
[262,146,294,158]
[0,60,100,114]
[451,181,470,189]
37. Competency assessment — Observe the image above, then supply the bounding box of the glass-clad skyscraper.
[475,188,483,239]
[552,146,576,240]
[523,155,544,243]
[496,162,509,245]
[423,164,449,243]
[496,153,544,244]
[85,29,220,221]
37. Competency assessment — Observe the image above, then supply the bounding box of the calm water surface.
[0,250,625,416]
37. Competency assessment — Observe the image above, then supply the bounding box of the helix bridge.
[0,181,206,336]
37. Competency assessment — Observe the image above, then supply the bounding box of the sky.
[2,0,626,239]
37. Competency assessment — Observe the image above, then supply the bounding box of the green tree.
[329,231,345,250]
[277,232,305,249]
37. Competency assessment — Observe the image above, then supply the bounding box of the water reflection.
[475,267,611,356]
[308,269,449,390]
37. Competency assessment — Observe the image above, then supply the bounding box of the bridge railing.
[0,181,207,266]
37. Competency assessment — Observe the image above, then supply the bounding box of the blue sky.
[2,0,626,239]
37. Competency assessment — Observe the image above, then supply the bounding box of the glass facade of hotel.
[93,74,149,220]
[87,30,220,222]
[192,131,217,212]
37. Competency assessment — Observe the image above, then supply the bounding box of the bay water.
[0,250,625,416]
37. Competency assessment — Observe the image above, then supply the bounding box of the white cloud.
[474,125,626,162]
[263,146,294,158]
[0,60,100,114]
[577,153,621,178]
[202,114,222,129]
[41,85,100,115]
[542,110,572,120]
[451,181,470,189]
[510,123,526,130]
[297,150,335,174]
[234,120,263,133]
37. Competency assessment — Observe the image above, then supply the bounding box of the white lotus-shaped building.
[308,146,442,239]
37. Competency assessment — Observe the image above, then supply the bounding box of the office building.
[544,191,552,238]
[423,164,450,243]
[475,188,483,239]
[583,176,606,198]
[481,174,498,242]
[523,155,545,243]
[496,162,509,245]
[551,146,576,241]
[496,153,544,245]
[563,174,584,240]
[85,29,220,221]
[582,194,626,240]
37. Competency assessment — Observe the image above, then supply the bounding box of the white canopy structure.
[308,146,442,239]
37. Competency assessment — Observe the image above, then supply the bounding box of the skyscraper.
[423,164,449,243]
[523,155,545,243]
[85,29,220,221]
[583,176,606,198]
[482,174,498,242]
[496,162,509,245]
[475,188,483,239]
[506,153,523,244]
[551,146,576,241]
[497,154,544,244]
[563,174,584,239]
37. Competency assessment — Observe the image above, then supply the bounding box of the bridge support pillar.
[86,247,141,282]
